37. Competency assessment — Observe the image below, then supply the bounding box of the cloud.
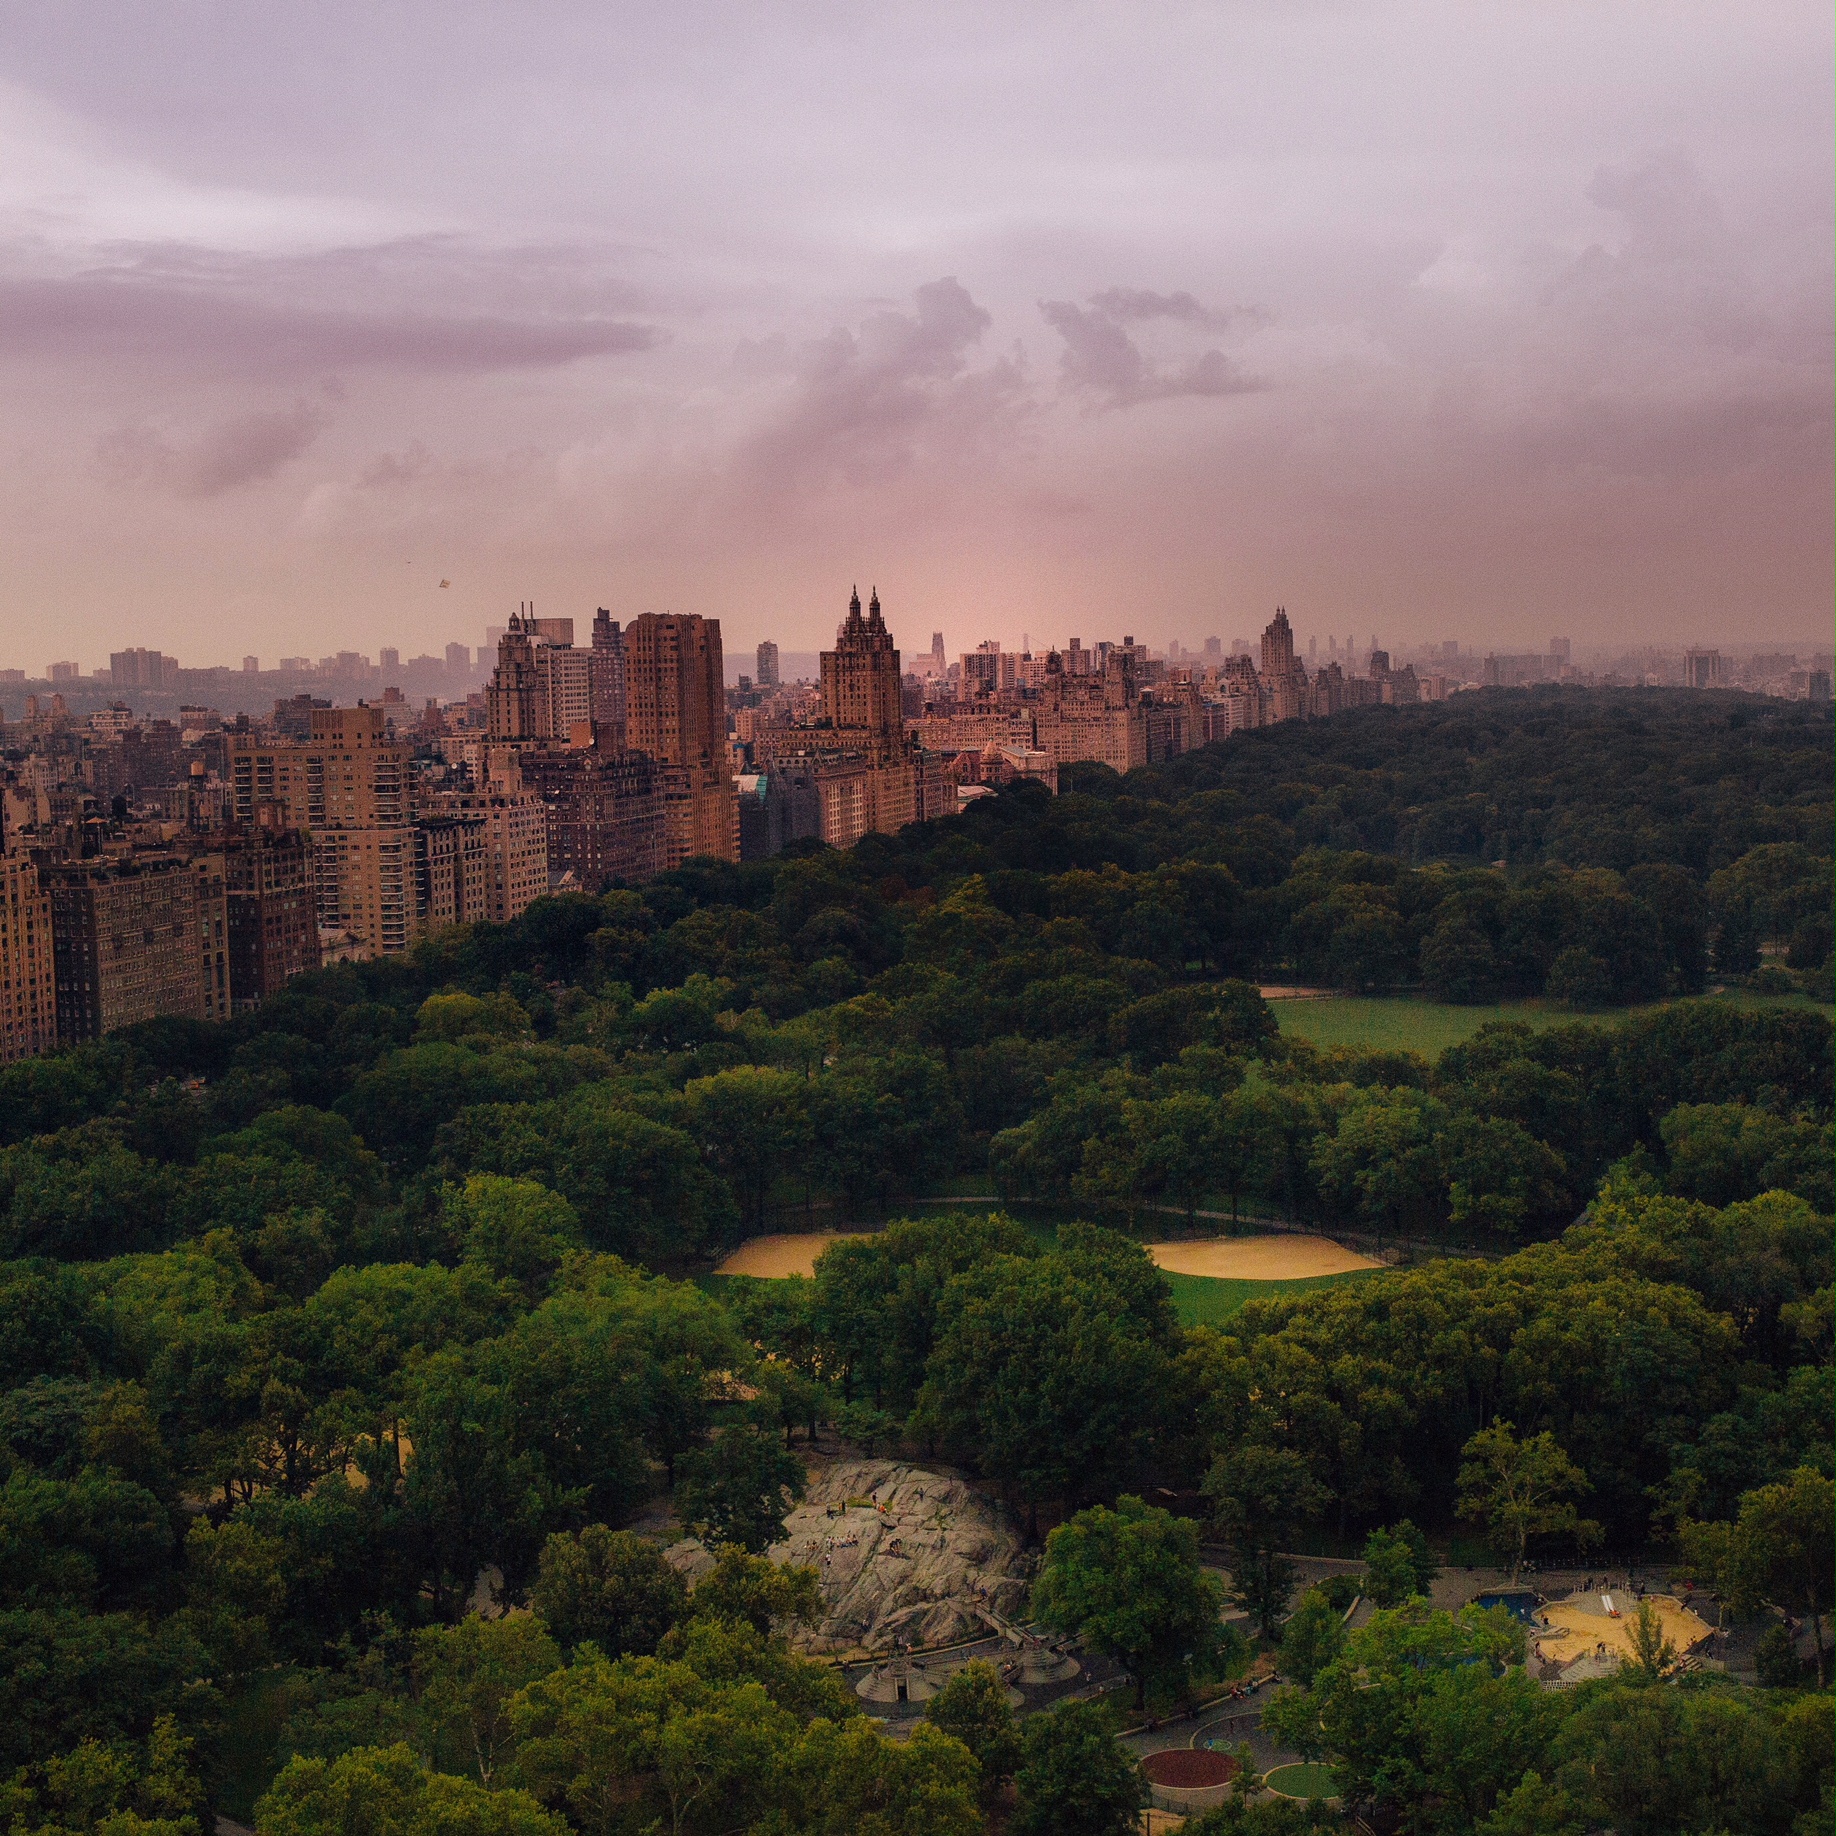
[0,270,662,374]
[1585,149,1724,261]
[1086,287,1261,332]
[96,399,327,496]
[1040,292,1263,408]
[736,277,1029,500]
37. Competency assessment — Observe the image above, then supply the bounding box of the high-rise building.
[380,648,401,672]
[516,724,668,889]
[625,612,737,863]
[823,590,905,743]
[1260,608,1308,723]
[1684,648,1723,689]
[415,813,488,930]
[44,852,229,1042]
[591,610,627,733]
[1034,648,1148,770]
[929,631,947,677]
[419,784,550,922]
[209,817,320,1010]
[228,705,418,959]
[486,608,615,745]
[243,656,261,673]
[109,649,175,689]
[0,855,56,1063]
[446,642,472,673]
[756,640,780,689]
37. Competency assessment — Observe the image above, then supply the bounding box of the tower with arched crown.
[820,585,904,751]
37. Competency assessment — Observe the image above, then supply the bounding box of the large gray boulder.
[667,1458,1032,1654]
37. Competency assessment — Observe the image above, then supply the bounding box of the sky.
[0,0,1830,672]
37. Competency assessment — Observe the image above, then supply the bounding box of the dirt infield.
[1148,1234,1383,1280]
[715,1232,865,1277]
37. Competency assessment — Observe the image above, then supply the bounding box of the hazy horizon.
[2,1,1830,668]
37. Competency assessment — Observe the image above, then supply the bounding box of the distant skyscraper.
[243,656,260,673]
[380,647,400,671]
[446,642,471,672]
[930,631,947,676]
[1260,608,1296,679]
[756,639,780,688]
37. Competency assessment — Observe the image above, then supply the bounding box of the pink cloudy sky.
[0,1,1829,670]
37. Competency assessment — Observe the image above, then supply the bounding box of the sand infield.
[718,1229,1380,1282]
[715,1232,865,1277]
[1148,1234,1383,1279]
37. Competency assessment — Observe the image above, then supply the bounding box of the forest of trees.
[0,689,1828,1834]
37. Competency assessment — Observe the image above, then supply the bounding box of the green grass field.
[1159,1266,1383,1327]
[1273,989,1830,1060]
[1265,1761,1339,1800]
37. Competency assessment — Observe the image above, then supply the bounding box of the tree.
[1310,1089,1448,1241]
[1204,1445,1329,1640]
[1623,1601,1676,1682]
[682,1545,821,1638]
[680,1067,812,1232]
[924,1660,1020,1808]
[1032,1496,1225,1708]
[1263,1602,1549,1828]
[414,1615,562,1785]
[1680,1466,1834,1685]
[257,1742,565,1836]
[913,1234,1175,1522]
[1277,1587,1344,1686]
[0,1715,205,1836]
[1010,1699,1144,1836]
[1212,1088,1277,1225]
[1456,1421,1599,1585]
[1441,1114,1568,1237]
[530,1525,686,1660]
[673,1425,806,1554]
[447,1175,581,1297]
[1361,1520,1438,1609]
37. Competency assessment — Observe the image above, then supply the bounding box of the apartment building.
[0,855,56,1062]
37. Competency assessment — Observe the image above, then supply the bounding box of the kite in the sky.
[439,580,450,588]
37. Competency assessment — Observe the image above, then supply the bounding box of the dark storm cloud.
[0,269,661,374]
[1039,294,1263,409]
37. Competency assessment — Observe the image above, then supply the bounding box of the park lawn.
[1273,989,1830,1059]
[1160,1266,1385,1327]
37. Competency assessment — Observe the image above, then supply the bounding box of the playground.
[1530,1591,1714,1671]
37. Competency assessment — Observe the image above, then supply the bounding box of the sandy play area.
[1148,1234,1383,1280]
[716,1232,865,1277]
[1531,1593,1713,1669]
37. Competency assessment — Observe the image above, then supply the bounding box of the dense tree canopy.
[0,690,1825,1835]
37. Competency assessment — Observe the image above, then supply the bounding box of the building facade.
[624,613,737,863]
[228,705,417,960]
[0,855,56,1063]
[44,852,228,1041]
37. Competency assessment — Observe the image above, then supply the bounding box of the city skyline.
[0,2,1829,664]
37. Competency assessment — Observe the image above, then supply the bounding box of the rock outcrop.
[667,1459,1031,1654]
